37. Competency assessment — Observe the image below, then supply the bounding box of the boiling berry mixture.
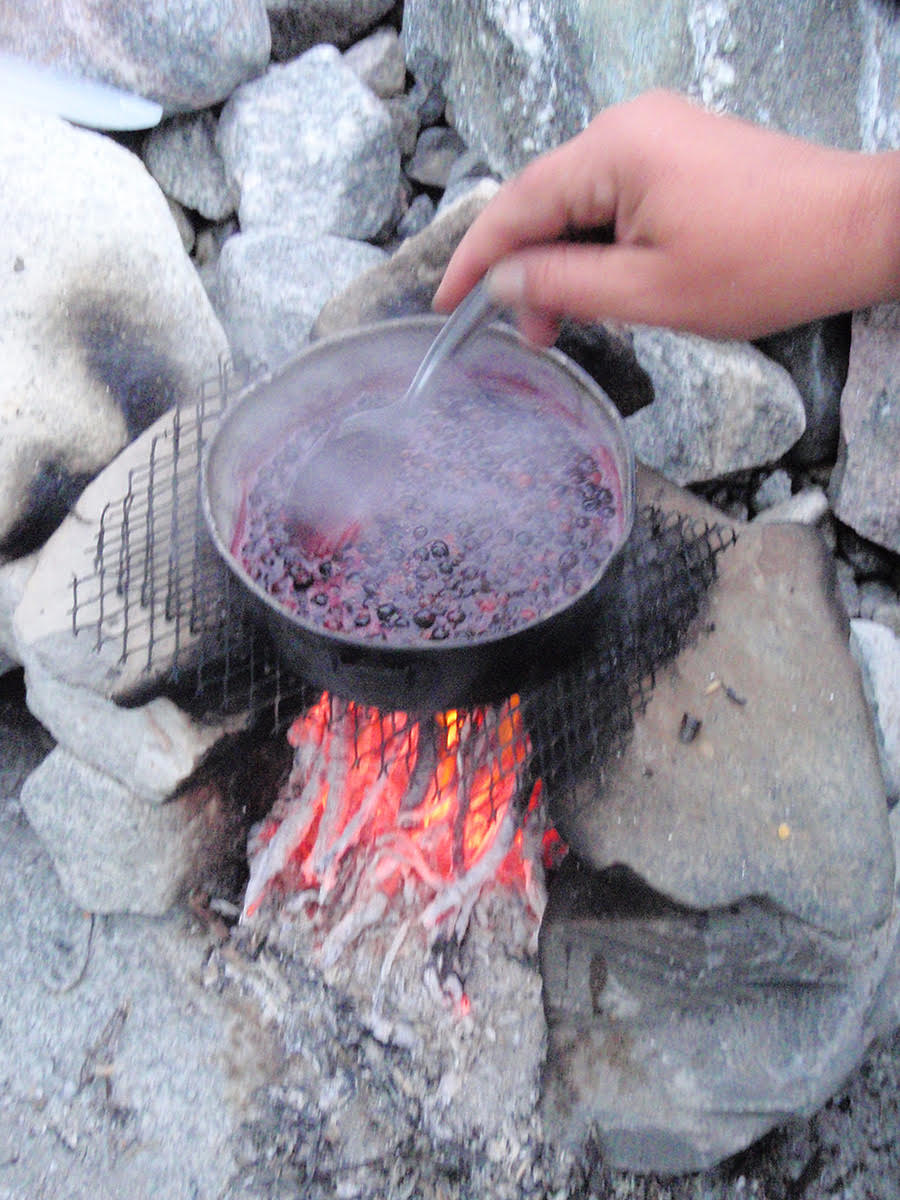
[235,371,625,644]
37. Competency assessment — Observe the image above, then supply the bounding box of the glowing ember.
[242,692,554,962]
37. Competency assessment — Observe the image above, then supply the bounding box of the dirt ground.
[2,668,899,1200]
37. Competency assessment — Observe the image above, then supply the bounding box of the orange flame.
[247,692,546,918]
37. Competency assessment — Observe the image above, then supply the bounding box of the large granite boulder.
[0,105,228,561]
[402,0,900,177]
[217,44,401,241]
[401,0,592,177]
[0,0,270,112]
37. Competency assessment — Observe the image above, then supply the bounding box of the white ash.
[270,890,545,1141]
[235,692,550,1172]
[216,890,555,1200]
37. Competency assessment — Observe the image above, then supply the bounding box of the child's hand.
[434,90,900,342]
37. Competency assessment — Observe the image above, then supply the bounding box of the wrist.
[858,149,900,305]
[826,147,900,314]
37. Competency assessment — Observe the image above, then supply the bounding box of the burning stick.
[242,691,547,970]
[243,767,326,919]
[420,786,521,936]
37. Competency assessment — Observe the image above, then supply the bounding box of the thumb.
[486,242,661,330]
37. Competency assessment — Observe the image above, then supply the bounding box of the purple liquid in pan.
[234,370,625,646]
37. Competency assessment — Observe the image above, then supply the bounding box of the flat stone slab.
[540,813,900,1174]
[23,664,242,804]
[558,468,894,938]
[13,403,206,700]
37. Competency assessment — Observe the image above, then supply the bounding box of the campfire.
[61,371,735,1166]
[242,690,564,1008]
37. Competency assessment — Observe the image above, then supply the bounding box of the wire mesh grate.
[71,367,736,803]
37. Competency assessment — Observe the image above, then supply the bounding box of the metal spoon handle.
[402,280,500,408]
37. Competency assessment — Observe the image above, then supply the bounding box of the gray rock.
[373,180,412,246]
[859,0,900,152]
[20,747,230,915]
[217,45,400,241]
[751,468,793,513]
[402,0,592,177]
[406,75,446,128]
[538,471,900,1174]
[540,839,900,1174]
[166,197,195,252]
[0,554,35,666]
[343,25,407,99]
[752,485,830,527]
[143,111,237,221]
[835,557,862,619]
[193,216,239,299]
[435,176,493,212]
[0,796,254,1198]
[554,320,654,418]
[871,603,900,639]
[394,192,435,242]
[625,328,806,485]
[0,0,270,112]
[444,146,496,191]
[434,176,491,213]
[558,469,894,939]
[859,579,899,620]
[830,304,900,554]
[267,0,395,60]
[405,124,468,188]
[384,94,421,157]
[851,619,900,803]
[838,521,899,580]
[313,179,500,336]
[22,663,241,804]
[0,106,228,560]
[756,317,850,466]
[402,0,899,179]
[216,230,387,370]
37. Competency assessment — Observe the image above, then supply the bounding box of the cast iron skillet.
[201,316,635,713]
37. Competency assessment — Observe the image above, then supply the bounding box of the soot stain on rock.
[0,460,95,558]
[72,299,184,439]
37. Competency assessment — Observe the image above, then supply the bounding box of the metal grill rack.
[70,368,735,801]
